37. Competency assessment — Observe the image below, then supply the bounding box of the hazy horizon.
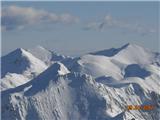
[1,42,159,57]
[2,1,159,56]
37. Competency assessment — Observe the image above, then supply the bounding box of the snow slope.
[27,46,53,65]
[68,43,159,79]
[112,43,157,65]
[1,44,160,120]
[90,43,129,57]
[1,48,47,91]
[28,46,67,65]
[67,43,160,93]
[1,62,160,120]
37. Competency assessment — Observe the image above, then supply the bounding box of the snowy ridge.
[112,43,156,65]
[1,44,160,120]
[1,48,47,91]
[27,46,53,65]
[1,48,47,77]
[69,43,158,79]
[28,45,67,65]
[90,43,129,57]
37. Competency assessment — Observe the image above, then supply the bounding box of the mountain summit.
[1,44,160,120]
[28,45,66,65]
[2,48,47,77]
[90,43,130,57]
[1,48,47,91]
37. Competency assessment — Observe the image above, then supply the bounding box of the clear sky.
[2,1,159,56]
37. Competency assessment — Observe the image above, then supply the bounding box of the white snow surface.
[69,44,157,79]
[1,43,160,120]
[28,45,67,65]
[1,48,48,91]
[27,46,53,65]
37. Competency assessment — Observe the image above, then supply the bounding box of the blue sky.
[2,1,159,56]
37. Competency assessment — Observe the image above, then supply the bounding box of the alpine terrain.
[1,43,160,120]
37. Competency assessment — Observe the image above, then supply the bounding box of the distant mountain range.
[1,43,160,120]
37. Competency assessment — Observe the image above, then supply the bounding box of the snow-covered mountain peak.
[34,45,47,50]
[28,46,68,65]
[17,62,70,95]
[2,47,47,76]
[89,43,152,59]
[1,44,160,120]
[113,43,155,65]
[3,47,39,63]
[27,45,53,64]
[68,43,158,81]
[1,48,48,90]
[90,43,130,57]
[13,48,26,54]
[45,62,70,76]
[29,62,70,87]
[118,43,150,53]
[6,48,30,58]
